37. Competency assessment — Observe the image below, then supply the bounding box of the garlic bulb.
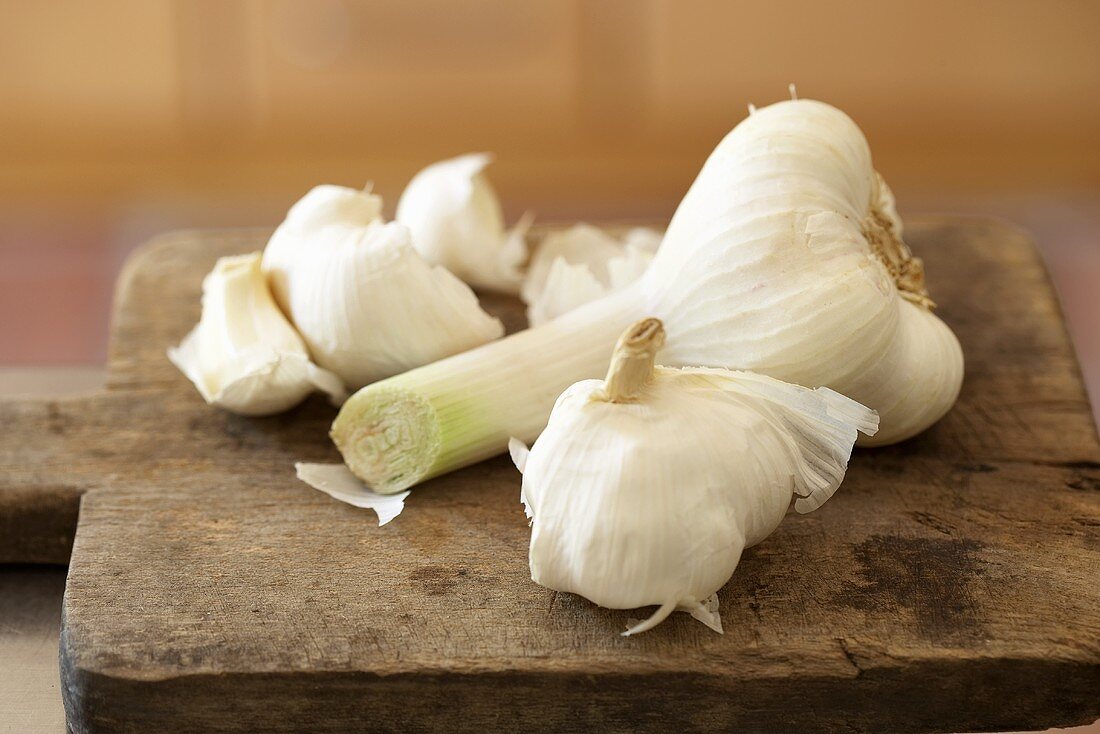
[522,224,661,326]
[511,319,878,636]
[260,185,505,390]
[395,153,530,294]
[168,252,346,416]
[332,98,963,495]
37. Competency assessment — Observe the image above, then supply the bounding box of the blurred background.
[1,2,1098,731]
[1,0,1099,405]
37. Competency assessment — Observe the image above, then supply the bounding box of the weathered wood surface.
[0,219,1097,732]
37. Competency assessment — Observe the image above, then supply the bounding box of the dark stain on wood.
[408,565,462,596]
[842,535,986,641]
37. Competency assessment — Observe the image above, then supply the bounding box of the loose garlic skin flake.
[396,153,530,294]
[261,185,505,391]
[512,320,878,635]
[169,253,346,416]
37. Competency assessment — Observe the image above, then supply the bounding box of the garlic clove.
[168,252,346,416]
[522,224,660,326]
[519,319,877,635]
[525,256,608,327]
[264,185,384,314]
[621,226,663,255]
[261,189,505,390]
[295,462,409,526]
[395,153,529,294]
[521,224,623,305]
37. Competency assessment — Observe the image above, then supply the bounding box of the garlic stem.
[600,318,665,403]
[331,288,640,493]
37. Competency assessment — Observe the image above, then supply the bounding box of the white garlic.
[333,98,963,494]
[646,100,963,445]
[511,319,878,635]
[396,153,531,294]
[521,224,662,326]
[168,252,346,416]
[263,184,384,315]
[260,185,505,390]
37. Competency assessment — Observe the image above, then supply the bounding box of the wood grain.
[0,219,1097,732]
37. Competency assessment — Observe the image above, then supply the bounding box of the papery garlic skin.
[168,252,346,416]
[261,187,505,390]
[513,319,878,635]
[335,98,962,494]
[296,462,409,526]
[396,153,529,294]
[522,224,660,326]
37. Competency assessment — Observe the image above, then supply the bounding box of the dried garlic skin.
[260,186,505,390]
[396,153,530,294]
[168,252,346,416]
[514,319,878,635]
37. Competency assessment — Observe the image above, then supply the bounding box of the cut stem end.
[331,386,442,494]
[601,318,665,403]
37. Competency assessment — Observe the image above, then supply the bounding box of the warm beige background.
[2,0,1099,211]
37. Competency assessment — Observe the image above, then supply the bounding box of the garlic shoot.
[260,185,505,390]
[168,252,346,416]
[333,98,963,494]
[511,319,878,636]
[295,462,409,526]
[522,224,661,326]
[396,153,531,294]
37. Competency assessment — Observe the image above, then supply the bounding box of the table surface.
[1,219,1099,733]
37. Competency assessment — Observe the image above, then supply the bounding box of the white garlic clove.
[525,256,608,327]
[620,226,663,255]
[261,189,505,390]
[264,185,384,314]
[395,153,529,294]
[295,462,408,526]
[522,224,660,326]
[168,252,346,416]
[519,319,877,635]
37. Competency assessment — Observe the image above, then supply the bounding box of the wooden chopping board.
[1,219,1098,733]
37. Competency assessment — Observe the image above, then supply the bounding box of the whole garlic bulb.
[645,99,963,445]
[261,185,504,390]
[168,252,346,416]
[511,319,878,635]
[396,153,530,294]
